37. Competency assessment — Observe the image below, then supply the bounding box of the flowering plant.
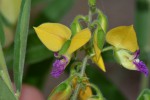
[0,0,149,100]
[33,0,149,99]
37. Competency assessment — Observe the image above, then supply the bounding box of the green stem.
[71,56,89,100]
[102,46,114,52]
[71,1,95,99]
[89,83,103,98]
[88,10,92,28]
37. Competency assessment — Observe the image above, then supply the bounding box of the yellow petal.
[0,0,21,24]
[34,23,71,51]
[36,23,71,40]
[92,56,106,72]
[67,28,91,54]
[115,49,137,70]
[106,25,139,52]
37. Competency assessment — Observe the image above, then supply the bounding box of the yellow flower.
[106,25,148,76]
[34,23,91,77]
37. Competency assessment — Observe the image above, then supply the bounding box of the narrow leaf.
[0,43,12,90]
[13,0,31,94]
[0,76,17,100]
[0,15,5,46]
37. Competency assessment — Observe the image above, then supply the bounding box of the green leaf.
[0,15,5,46]
[0,43,12,90]
[137,89,150,100]
[13,0,31,93]
[59,40,71,55]
[0,76,17,100]
[86,65,126,100]
[43,0,75,22]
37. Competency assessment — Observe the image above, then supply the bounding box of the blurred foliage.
[43,0,75,22]
[135,0,150,59]
[23,58,53,89]
[86,65,126,100]
[135,0,150,90]
[137,89,150,100]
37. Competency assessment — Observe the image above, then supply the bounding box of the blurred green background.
[1,0,150,100]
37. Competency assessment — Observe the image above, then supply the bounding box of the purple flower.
[51,56,69,78]
[133,50,149,76]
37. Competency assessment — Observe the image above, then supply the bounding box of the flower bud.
[88,0,96,6]
[72,77,93,100]
[88,0,96,12]
[79,86,93,100]
[70,16,85,37]
[97,10,108,32]
[48,81,72,100]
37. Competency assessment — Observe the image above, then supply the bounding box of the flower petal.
[114,49,137,70]
[36,23,71,39]
[133,60,149,77]
[106,25,139,52]
[34,23,71,51]
[92,56,106,72]
[67,28,91,54]
[51,56,69,78]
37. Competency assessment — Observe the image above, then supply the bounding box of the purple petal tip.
[51,56,68,78]
[133,60,149,77]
